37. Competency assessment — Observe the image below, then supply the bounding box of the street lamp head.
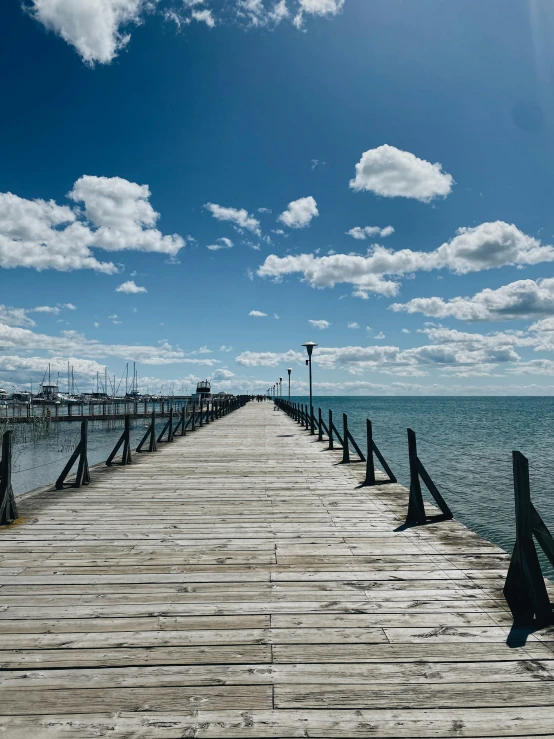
[302,341,318,357]
[287,368,292,375]
[279,377,283,382]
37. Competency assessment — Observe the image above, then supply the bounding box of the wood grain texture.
[1,400,553,737]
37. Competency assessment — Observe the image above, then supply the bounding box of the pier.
[0,400,553,737]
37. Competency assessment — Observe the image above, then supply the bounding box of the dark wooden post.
[364,419,376,485]
[406,428,426,525]
[75,420,90,487]
[199,400,204,427]
[0,431,18,525]
[181,405,187,436]
[168,407,174,441]
[328,409,334,449]
[342,413,350,463]
[310,405,315,435]
[106,414,132,466]
[318,408,323,441]
[503,451,552,625]
[191,402,196,431]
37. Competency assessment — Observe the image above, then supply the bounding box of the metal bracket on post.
[362,419,396,486]
[405,428,452,525]
[503,451,554,627]
[136,411,157,453]
[106,414,132,466]
[56,420,90,489]
[0,431,18,525]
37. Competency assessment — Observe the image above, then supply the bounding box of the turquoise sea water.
[291,396,554,574]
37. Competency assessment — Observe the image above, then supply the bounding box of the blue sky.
[3,0,554,395]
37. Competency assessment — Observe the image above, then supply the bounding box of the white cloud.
[402,328,410,334]
[258,207,272,214]
[235,349,304,367]
[204,203,261,236]
[220,345,233,352]
[278,196,319,229]
[210,368,235,381]
[68,175,184,256]
[349,144,454,202]
[0,303,76,328]
[374,331,385,339]
[309,319,330,329]
[28,0,152,65]
[31,1,347,65]
[192,8,215,26]
[249,310,268,317]
[348,322,359,329]
[115,280,147,294]
[207,237,234,251]
[347,225,394,240]
[0,176,183,273]
[0,322,222,366]
[258,222,554,298]
[391,277,554,321]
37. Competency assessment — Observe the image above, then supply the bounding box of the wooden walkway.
[1,401,554,737]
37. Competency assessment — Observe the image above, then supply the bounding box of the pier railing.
[275,397,554,627]
[0,396,247,517]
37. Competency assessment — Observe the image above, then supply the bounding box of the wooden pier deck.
[1,401,554,737]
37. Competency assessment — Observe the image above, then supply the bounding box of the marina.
[0,400,553,737]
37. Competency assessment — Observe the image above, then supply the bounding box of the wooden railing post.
[504,451,553,626]
[0,431,18,525]
[364,419,376,485]
[106,414,132,466]
[328,409,334,449]
[318,408,323,441]
[56,420,90,490]
[342,413,350,463]
[406,428,426,525]
[136,411,157,452]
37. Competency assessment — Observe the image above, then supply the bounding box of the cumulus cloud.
[278,196,319,229]
[30,1,347,65]
[204,203,261,236]
[249,310,268,317]
[235,349,304,366]
[27,0,152,65]
[115,280,147,294]
[68,176,184,256]
[348,322,359,329]
[347,225,394,240]
[349,144,454,202]
[207,237,234,251]
[391,277,554,321]
[0,176,183,273]
[258,222,554,298]
[0,322,222,366]
[210,368,235,381]
[309,319,330,329]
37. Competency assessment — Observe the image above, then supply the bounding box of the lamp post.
[302,341,317,435]
[287,368,291,401]
[279,377,283,397]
